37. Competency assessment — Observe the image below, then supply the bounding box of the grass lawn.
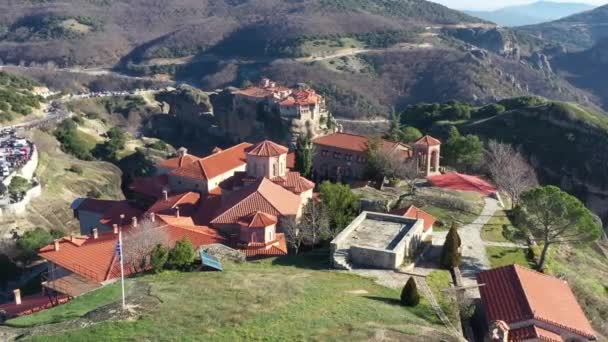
[18,252,456,341]
[545,243,608,338]
[486,246,534,268]
[6,283,125,327]
[481,210,527,243]
[426,270,459,325]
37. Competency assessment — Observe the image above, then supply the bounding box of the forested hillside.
[0,72,44,123]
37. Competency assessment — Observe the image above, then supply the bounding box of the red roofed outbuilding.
[477,264,596,342]
[390,205,436,240]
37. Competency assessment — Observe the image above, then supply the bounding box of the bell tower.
[414,135,441,176]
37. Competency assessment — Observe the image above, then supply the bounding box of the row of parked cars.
[0,130,31,180]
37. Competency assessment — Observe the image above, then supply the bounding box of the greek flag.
[115,240,122,261]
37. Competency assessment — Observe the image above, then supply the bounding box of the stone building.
[231,78,338,145]
[311,132,442,182]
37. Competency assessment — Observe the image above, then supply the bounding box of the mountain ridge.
[465,1,596,27]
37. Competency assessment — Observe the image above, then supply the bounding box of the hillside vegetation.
[0,129,123,236]
[0,72,44,123]
[519,4,608,50]
[0,0,485,68]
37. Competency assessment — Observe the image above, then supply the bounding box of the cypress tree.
[400,277,420,306]
[440,222,462,269]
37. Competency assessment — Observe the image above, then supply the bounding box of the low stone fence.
[0,182,41,217]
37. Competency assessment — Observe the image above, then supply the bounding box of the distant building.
[311,132,441,182]
[477,264,596,342]
[231,78,337,145]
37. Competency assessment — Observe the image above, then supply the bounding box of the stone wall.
[0,183,41,216]
[350,245,402,269]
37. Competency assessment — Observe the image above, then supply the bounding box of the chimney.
[177,147,187,157]
[54,239,60,251]
[92,228,99,239]
[13,289,21,305]
[149,212,156,222]
[163,189,168,201]
[132,216,138,228]
[113,224,119,234]
[175,206,180,218]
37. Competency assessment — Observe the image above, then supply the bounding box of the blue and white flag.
[115,240,122,261]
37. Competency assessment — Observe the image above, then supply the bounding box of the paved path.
[429,198,500,298]
[458,198,500,297]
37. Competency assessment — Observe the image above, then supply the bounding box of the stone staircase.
[332,249,353,270]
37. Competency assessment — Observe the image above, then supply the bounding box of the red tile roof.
[247,140,289,157]
[477,264,596,340]
[129,174,169,199]
[390,205,436,232]
[427,172,497,196]
[145,192,201,217]
[235,85,291,99]
[313,132,412,158]
[158,153,200,170]
[278,89,319,106]
[39,220,224,283]
[271,171,315,194]
[508,325,562,342]
[170,143,252,180]
[415,135,441,147]
[0,294,70,318]
[238,211,277,228]
[211,178,301,225]
[72,198,143,227]
[238,233,288,258]
[156,215,226,247]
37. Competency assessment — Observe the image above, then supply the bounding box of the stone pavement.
[430,197,500,298]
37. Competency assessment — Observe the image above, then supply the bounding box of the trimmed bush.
[440,223,461,269]
[168,239,196,271]
[150,244,169,273]
[401,277,420,306]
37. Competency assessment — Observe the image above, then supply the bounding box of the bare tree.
[300,200,331,244]
[393,157,420,194]
[122,218,170,273]
[281,217,305,255]
[485,140,538,208]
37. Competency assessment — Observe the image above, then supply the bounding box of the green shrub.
[146,140,168,151]
[440,223,461,269]
[86,189,102,198]
[8,176,30,201]
[400,277,420,306]
[69,165,84,175]
[16,227,55,260]
[167,239,196,271]
[150,244,169,273]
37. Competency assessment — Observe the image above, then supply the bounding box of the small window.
[333,152,341,159]
[322,149,328,157]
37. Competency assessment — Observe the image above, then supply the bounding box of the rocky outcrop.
[446,28,520,58]
[528,52,552,74]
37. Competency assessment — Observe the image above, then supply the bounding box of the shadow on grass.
[271,248,331,270]
[364,295,441,324]
[363,295,401,306]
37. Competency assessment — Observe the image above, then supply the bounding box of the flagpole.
[119,229,126,309]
